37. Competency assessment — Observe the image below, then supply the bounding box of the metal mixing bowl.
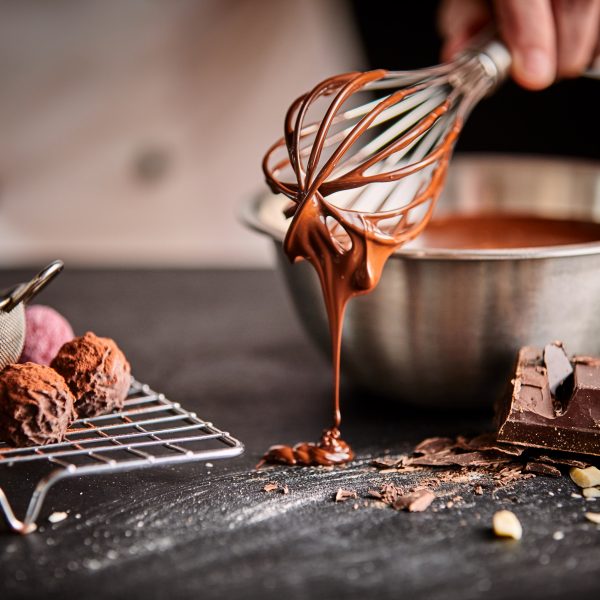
[243,155,600,407]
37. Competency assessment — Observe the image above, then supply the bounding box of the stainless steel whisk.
[263,40,512,243]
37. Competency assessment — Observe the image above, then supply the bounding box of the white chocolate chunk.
[584,512,600,524]
[48,511,68,523]
[582,487,600,498]
[493,510,522,540]
[570,467,600,488]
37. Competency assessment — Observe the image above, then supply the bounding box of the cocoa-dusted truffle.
[0,363,76,446]
[51,332,131,418]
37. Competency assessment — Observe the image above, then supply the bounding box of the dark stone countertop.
[0,268,598,600]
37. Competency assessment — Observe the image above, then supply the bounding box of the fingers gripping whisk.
[263,41,511,250]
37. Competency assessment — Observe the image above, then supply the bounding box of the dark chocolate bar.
[495,343,600,456]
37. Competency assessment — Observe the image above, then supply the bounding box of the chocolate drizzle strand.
[261,60,498,466]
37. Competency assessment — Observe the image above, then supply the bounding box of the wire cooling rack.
[0,379,244,534]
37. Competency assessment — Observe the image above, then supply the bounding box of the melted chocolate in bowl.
[406,214,600,250]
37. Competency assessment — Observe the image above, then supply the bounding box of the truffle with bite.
[51,332,131,418]
[0,363,76,446]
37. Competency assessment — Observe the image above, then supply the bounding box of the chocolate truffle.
[0,363,76,446]
[51,332,131,418]
[19,305,75,366]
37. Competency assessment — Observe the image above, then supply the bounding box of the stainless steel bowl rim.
[242,154,600,262]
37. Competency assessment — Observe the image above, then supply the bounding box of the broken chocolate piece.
[496,345,600,456]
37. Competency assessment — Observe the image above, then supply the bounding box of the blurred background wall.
[1,0,597,268]
[0,0,362,267]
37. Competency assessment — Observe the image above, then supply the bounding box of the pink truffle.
[18,305,75,366]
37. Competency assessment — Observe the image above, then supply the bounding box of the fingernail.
[518,48,555,87]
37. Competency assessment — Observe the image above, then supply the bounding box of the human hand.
[438,0,600,90]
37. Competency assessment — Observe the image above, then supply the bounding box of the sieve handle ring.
[0,260,64,313]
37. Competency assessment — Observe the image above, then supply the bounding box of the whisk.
[263,40,511,258]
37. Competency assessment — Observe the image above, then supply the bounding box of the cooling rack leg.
[0,470,66,535]
[0,486,37,534]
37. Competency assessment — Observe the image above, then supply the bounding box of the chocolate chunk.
[51,332,131,418]
[0,363,76,446]
[496,345,600,456]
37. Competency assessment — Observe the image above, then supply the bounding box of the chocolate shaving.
[533,454,591,469]
[392,489,436,512]
[367,489,383,499]
[371,457,404,469]
[335,488,357,503]
[370,433,596,497]
[413,437,455,455]
[263,482,289,494]
[457,433,525,456]
[367,483,435,513]
[410,451,512,468]
[524,462,562,478]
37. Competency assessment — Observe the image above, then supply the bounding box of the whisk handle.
[474,38,600,82]
[477,40,512,84]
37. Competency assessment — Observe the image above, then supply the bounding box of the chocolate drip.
[260,70,462,466]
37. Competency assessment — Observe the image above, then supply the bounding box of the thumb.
[494,0,556,89]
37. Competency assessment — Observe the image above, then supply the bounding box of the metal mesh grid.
[0,379,244,534]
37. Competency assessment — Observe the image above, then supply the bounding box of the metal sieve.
[0,260,64,370]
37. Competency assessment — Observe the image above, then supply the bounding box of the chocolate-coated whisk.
[263,40,511,245]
